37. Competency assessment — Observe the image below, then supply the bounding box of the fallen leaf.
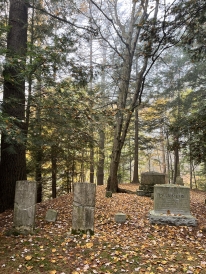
[85,242,93,248]
[25,255,32,261]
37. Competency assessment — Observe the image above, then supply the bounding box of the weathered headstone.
[45,209,58,222]
[114,213,126,223]
[149,184,197,226]
[137,172,166,197]
[13,181,37,233]
[72,182,96,235]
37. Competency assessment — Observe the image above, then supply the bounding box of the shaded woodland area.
[0,0,206,212]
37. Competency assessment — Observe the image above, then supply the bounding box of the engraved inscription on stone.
[154,184,190,214]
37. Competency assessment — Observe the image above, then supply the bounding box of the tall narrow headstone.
[149,184,197,226]
[72,182,96,235]
[13,181,37,233]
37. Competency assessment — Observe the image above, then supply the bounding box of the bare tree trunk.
[105,0,159,192]
[36,149,43,202]
[0,0,28,212]
[51,145,57,198]
[173,138,180,183]
[90,142,94,184]
[97,129,105,185]
[160,127,166,173]
[132,108,140,184]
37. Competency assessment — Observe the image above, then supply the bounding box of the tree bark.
[132,108,140,184]
[51,145,57,199]
[0,0,28,212]
[97,129,105,185]
[173,138,180,183]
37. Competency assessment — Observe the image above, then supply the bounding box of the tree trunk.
[97,129,105,185]
[132,108,140,184]
[90,143,94,183]
[36,149,42,203]
[51,145,57,199]
[0,0,28,212]
[173,138,180,183]
[160,127,166,174]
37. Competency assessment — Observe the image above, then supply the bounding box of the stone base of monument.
[136,190,152,197]
[149,211,197,226]
[149,184,197,227]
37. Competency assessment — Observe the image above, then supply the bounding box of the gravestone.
[13,181,37,233]
[72,182,96,235]
[45,209,58,222]
[114,213,126,223]
[149,184,197,226]
[137,172,166,197]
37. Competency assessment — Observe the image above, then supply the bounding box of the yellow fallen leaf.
[86,242,93,248]
[25,255,32,261]
[49,271,57,274]
[50,259,56,263]
[52,248,56,253]
[187,256,194,261]
[26,265,33,270]
[157,266,164,272]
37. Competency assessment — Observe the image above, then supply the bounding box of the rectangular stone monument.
[13,181,37,233]
[72,182,96,235]
[149,184,197,226]
[137,172,166,197]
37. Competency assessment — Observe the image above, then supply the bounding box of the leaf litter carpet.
[0,184,206,274]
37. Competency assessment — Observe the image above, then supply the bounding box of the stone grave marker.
[13,181,37,233]
[137,171,166,197]
[114,213,126,223]
[149,184,197,226]
[72,182,96,235]
[45,209,58,222]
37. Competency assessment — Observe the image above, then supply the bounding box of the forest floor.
[0,184,206,274]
